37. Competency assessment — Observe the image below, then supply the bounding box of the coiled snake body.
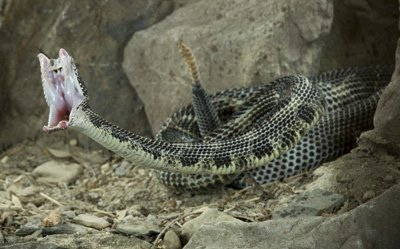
[38,45,393,191]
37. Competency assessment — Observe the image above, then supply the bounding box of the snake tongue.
[38,49,85,133]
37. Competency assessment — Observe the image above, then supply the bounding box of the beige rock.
[115,215,161,236]
[185,184,400,249]
[319,0,398,70]
[47,148,71,159]
[163,230,182,249]
[33,160,83,184]
[181,208,241,242]
[123,0,334,133]
[374,40,400,144]
[12,232,152,248]
[73,214,110,230]
[1,0,167,149]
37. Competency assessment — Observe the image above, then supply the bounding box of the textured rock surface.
[272,189,345,218]
[1,0,397,144]
[0,0,177,149]
[73,214,110,230]
[374,39,400,145]
[2,233,151,249]
[32,160,82,184]
[181,208,241,242]
[114,215,161,236]
[0,0,9,28]
[0,1,399,248]
[123,0,334,133]
[162,230,182,249]
[16,223,96,236]
[185,184,400,249]
[319,0,398,70]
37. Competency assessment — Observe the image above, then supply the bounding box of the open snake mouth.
[38,49,86,133]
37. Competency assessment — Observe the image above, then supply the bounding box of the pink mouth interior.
[43,66,71,133]
[39,49,80,134]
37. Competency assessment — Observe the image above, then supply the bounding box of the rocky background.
[0,0,398,146]
[0,0,400,248]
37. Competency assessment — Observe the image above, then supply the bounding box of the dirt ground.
[0,131,399,247]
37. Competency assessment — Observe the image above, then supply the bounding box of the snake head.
[38,49,88,133]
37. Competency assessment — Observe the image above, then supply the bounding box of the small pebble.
[42,223,95,235]
[69,139,78,146]
[114,160,133,176]
[272,189,345,219]
[127,205,147,217]
[383,175,395,183]
[336,174,352,184]
[115,215,161,236]
[47,148,71,158]
[182,208,240,241]
[101,163,111,174]
[15,221,40,236]
[73,214,110,230]
[363,190,376,201]
[42,208,61,227]
[115,167,127,176]
[163,230,182,249]
[0,156,9,164]
[76,150,110,164]
[33,161,83,184]
[138,169,146,176]
[88,191,100,201]
[63,210,76,219]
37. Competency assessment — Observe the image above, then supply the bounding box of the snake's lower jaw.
[38,49,87,133]
[43,121,69,133]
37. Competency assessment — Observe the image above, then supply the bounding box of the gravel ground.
[0,132,399,247]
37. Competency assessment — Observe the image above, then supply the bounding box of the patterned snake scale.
[38,44,393,191]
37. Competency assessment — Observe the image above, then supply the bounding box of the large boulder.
[123,0,398,134]
[319,0,398,70]
[123,0,334,133]
[0,0,185,149]
[374,39,400,146]
[185,184,400,249]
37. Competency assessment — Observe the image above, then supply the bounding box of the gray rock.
[32,160,82,184]
[15,220,95,237]
[87,192,101,202]
[362,190,375,201]
[72,150,111,165]
[1,232,151,249]
[374,39,400,145]
[42,223,96,235]
[273,189,345,218]
[0,0,9,29]
[62,210,76,220]
[383,174,395,183]
[185,184,400,249]
[114,160,133,177]
[123,0,333,133]
[1,0,175,149]
[181,208,241,241]
[73,214,110,230]
[47,148,72,158]
[163,230,182,249]
[15,221,41,236]
[114,215,161,236]
[319,0,397,70]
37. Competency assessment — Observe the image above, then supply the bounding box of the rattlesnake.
[37,44,393,191]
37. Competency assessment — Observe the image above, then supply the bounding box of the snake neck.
[70,101,164,167]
